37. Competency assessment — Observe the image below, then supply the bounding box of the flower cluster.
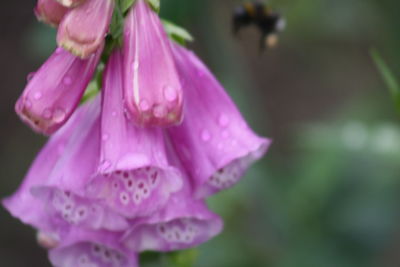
[4,0,271,266]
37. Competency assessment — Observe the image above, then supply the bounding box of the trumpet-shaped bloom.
[123,0,183,127]
[55,0,86,7]
[122,147,223,252]
[49,228,138,267]
[58,0,114,58]
[123,190,223,252]
[5,99,128,232]
[35,0,69,27]
[86,50,183,218]
[15,47,102,135]
[169,44,271,198]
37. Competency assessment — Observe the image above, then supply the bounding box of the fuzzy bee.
[233,1,285,50]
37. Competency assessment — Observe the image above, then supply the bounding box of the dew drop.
[24,99,32,108]
[133,61,139,71]
[53,108,66,123]
[163,85,178,102]
[42,108,53,119]
[63,76,72,85]
[112,110,117,117]
[201,130,211,142]
[218,114,229,127]
[102,134,109,141]
[139,100,150,111]
[153,105,167,118]
[55,47,63,54]
[33,92,42,100]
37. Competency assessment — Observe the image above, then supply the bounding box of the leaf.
[163,20,194,45]
[370,48,400,113]
[120,0,136,13]
[146,0,160,13]
[166,249,198,267]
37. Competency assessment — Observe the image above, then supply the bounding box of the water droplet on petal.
[102,134,109,141]
[24,99,32,108]
[163,85,178,102]
[42,108,53,119]
[133,61,139,71]
[218,114,229,127]
[201,130,211,142]
[53,108,66,123]
[33,92,42,100]
[153,105,167,118]
[63,76,72,85]
[139,100,150,111]
[112,110,117,117]
[56,47,63,54]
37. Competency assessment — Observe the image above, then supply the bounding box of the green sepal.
[371,48,400,114]
[146,0,160,13]
[120,0,136,13]
[163,20,194,45]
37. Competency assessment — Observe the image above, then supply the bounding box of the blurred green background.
[1,0,400,266]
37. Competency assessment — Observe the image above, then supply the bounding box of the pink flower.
[169,44,271,198]
[5,98,129,232]
[49,228,138,267]
[57,0,114,58]
[123,0,184,127]
[35,0,69,27]
[123,157,223,252]
[15,47,102,135]
[87,50,183,218]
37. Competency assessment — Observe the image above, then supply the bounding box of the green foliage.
[162,20,194,45]
[371,48,400,114]
[147,0,160,13]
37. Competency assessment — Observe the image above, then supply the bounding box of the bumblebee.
[233,1,285,50]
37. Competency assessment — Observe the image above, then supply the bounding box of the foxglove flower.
[49,228,138,267]
[169,44,271,198]
[123,165,223,252]
[55,0,86,8]
[5,98,129,232]
[15,47,102,135]
[58,0,114,58]
[123,0,184,127]
[87,50,183,218]
[35,0,69,27]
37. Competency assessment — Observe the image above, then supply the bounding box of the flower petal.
[5,99,129,232]
[86,50,183,219]
[15,47,102,135]
[169,44,272,198]
[123,0,183,127]
[35,0,69,27]
[49,228,138,267]
[58,0,114,58]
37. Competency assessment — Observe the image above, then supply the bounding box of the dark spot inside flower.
[138,182,144,189]
[104,250,111,258]
[128,180,133,187]
[160,226,165,233]
[123,172,129,178]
